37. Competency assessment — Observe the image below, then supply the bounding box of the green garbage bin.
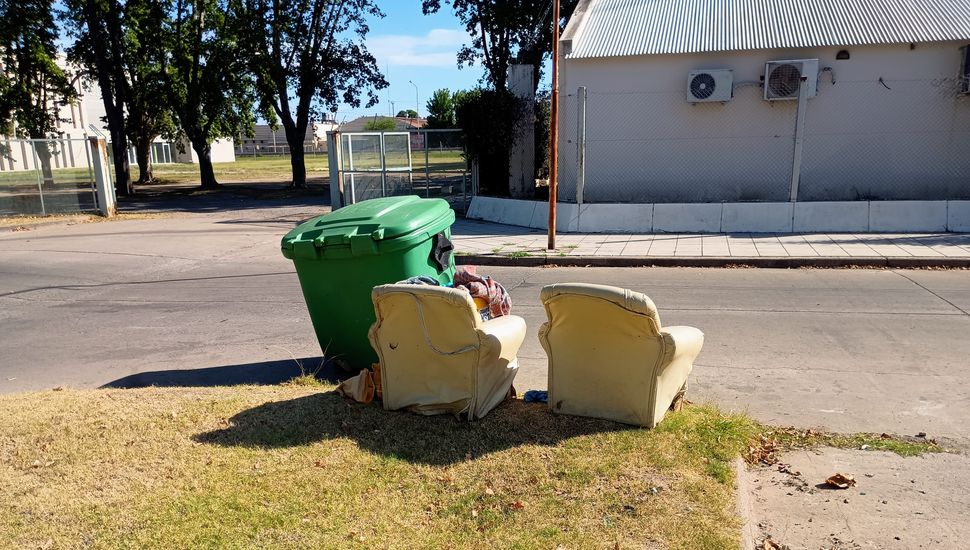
[281,196,456,371]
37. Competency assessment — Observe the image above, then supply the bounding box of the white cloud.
[368,28,469,68]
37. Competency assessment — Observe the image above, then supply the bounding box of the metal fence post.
[327,130,343,209]
[576,86,587,207]
[424,131,431,198]
[29,141,47,216]
[789,79,809,202]
[83,136,97,205]
[347,134,357,204]
[88,136,116,216]
[379,132,387,197]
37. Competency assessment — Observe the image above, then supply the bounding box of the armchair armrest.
[479,315,527,364]
[660,326,704,370]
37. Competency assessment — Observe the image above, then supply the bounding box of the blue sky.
[335,2,482,122]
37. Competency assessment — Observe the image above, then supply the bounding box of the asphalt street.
[2,204,969,445]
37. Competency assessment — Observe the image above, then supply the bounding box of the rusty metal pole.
[547,0,560,250]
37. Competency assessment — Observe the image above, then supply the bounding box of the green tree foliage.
[123,0,176,184]
[165,0,262,189]
[363,117,397,131]
[455,88,523,196]
[421,0,578,93]
[233,0,386,188]
[0,0,77,186]
[395,109,418,118]
[423,1,578,197]
[62,0,134,195]
[65,0,176,188]
[424,88,456,129]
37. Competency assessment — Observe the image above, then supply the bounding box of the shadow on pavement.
[102,357,344,389]
[193,392,630,466]
[119,182,331,214]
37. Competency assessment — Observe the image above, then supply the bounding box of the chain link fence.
[559,76,970,204]
[0,138,99,216]
[799,78,970,201]
[335,129,471,213]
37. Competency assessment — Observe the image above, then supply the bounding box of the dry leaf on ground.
[825,473,857,489]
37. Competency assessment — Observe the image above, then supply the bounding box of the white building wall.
[174,137,236,164]
[558,41,970,203]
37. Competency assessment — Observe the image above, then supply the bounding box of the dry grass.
[0,212,175,229]
[0,386,756,549]
[0,214,92,227]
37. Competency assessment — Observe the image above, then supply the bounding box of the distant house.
[557,0,970,205]
[339,116,427,133]
[236,120,338,155]
[1,57,236,172]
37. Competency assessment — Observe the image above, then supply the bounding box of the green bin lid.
[281,196,453,255]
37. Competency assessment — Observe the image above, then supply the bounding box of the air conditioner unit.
[687,69,734,102]
[763,59,819,100]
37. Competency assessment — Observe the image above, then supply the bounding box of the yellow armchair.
[368,284,526,420]
[538,283,704,428]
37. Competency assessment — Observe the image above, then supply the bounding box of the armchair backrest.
[539,283,666,425]
[540,283,663,335]
[369,284,483,415]
[372,284,482,347]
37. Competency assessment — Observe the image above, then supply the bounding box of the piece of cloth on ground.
[335,370,376,404]
[453,265,512,320]
[523,390,548,403]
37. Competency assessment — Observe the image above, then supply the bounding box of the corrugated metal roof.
[566,0,970,58]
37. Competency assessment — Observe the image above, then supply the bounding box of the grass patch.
[140,155,331,185]
[0,387,752,549]
[506,251,532,258]
[0,387,939,548]
[282,374,327,388]
[750,426,941,461]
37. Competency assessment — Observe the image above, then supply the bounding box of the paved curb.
[456,254,970,269]
[735,457,758,550]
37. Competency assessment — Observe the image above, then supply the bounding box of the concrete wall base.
[466,197,970,233]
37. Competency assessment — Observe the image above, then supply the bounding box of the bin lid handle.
[311,226,386,247]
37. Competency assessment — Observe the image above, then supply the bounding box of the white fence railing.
[327,129,474,213]
[1,137,115,217]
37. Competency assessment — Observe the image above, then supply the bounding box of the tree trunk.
[289,146,307,188]
[33,141,55,188]
[192,138,218,189]
[82,0,131,196]
[285,121,307,188]
[109,136,132,196]
[134,137,153,184]
[281,113,309,189]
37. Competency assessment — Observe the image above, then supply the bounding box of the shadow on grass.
[102,357,347,389]
[193,393,633,466]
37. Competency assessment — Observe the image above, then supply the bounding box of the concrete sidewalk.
[452,219,970,267]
